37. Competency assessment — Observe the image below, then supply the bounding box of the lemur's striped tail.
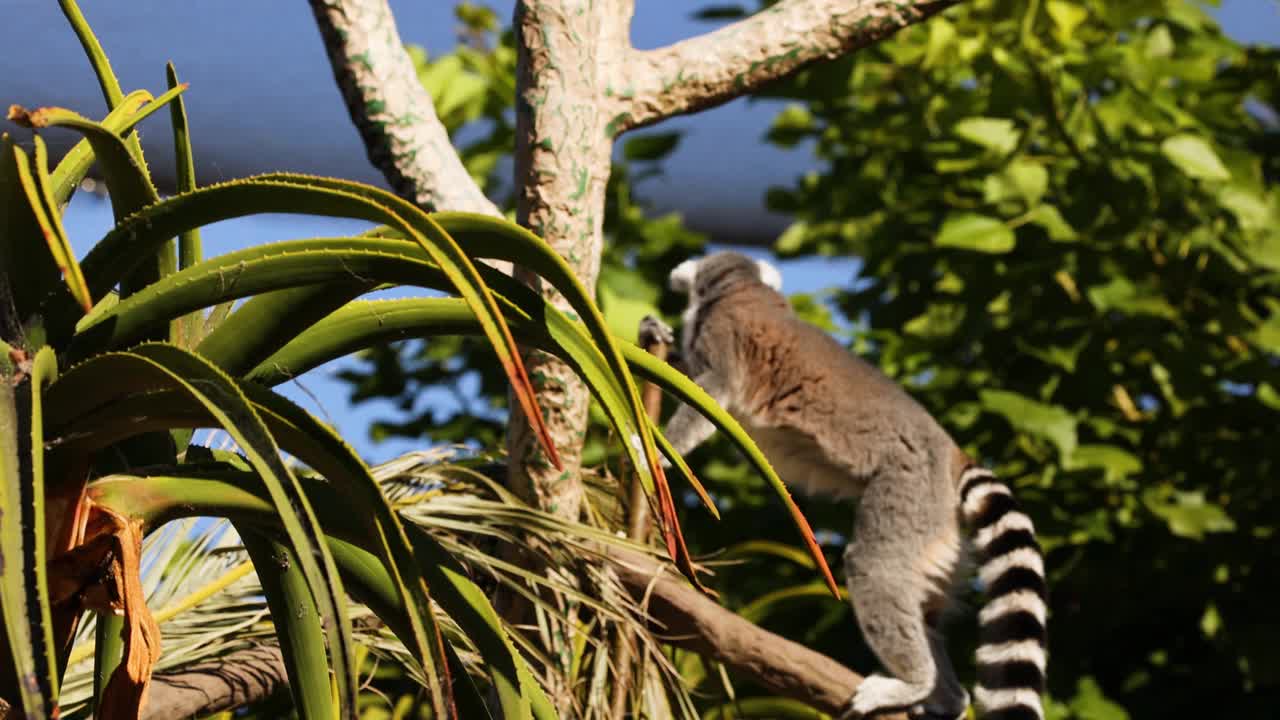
[959,466,1048,720]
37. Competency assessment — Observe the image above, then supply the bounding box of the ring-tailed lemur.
[643,251,1046,720]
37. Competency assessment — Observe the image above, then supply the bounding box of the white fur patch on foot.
[841,675,931,719]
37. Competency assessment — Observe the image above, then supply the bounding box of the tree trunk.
[506,0,635,520]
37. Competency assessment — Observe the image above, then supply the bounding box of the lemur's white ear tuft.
[756,259,783,291]
[669,259,699,294]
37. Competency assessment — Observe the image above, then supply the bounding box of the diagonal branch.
[125,550,907,720]
[608,548,908,720]
[612,0,957,134]
[140,645,288,720]
[306,0,500,217]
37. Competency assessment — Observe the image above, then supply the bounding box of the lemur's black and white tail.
[959,466,1048,720]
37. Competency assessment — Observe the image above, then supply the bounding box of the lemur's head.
[668,251,782,300]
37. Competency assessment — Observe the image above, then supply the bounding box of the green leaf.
[10,104,169,302]
[597,265,661,343]
[622,132,682,162]
[1,134,64,322]
[0,348,61,717]
[1218,184,1274,232]
[1026,204,1077,241]
[1143,487,1236,540]
[1067,676,1130,720]
[58,0,126,109]
[91,472,547,719]
[11,138,94,312]
[984,160,1048,206]
[1160,135,1231,181]
[1086,276,1178,319]
[1143,488,1236,540]
[248,295,843,591]
[1046,1,1089,44]
[239,531,337,720]
[1066,444,1142,484]
[197,283,373,375]
[954,117,1020,155]
[167,63,201,273]
[67,174,562,475]
[44,344,361,718]
[236,382,453,711]
[980,389,1078,459]
[48,85,188,209]
[936,213,1016,253]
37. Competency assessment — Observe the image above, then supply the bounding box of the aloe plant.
[0,4,838,719]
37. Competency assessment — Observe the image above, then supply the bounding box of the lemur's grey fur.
[649,252,1047,720]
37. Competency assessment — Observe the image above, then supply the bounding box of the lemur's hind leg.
[840,479,946,719]
[919,628,970,719]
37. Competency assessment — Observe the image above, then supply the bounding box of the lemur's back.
[696,284,964,499]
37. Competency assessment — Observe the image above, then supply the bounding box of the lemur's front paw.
[638,314,675,347]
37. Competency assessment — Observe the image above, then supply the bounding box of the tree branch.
[123,551,905,720]
[613,0,956,133]
[607,549,908,720]
[307,0,500,216]
[140,645,287,720]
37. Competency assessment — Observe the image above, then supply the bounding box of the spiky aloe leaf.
[236,382,455,715]
[415,212,666,491]
[0,346,61,717]
[46,85,188,210]
[91,614,124,715]
[42,344,361,718]
[166,62,203,347]
[57,0,126,110]
[251,296,839,595]
[44,346,458,715]
[89,471,551,720]
[196,284,374,375]
[11,138,92,312]
[72,235,697,535]
[1,133,63,324]
[8,104,171,305]
[238,530,337,720]
[55,0,150,184]
[164,64,200,272]
[70,177,560,469]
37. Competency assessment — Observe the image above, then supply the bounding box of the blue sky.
[55,0,1279,463]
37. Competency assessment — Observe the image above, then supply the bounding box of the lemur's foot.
[638,314,675,347]
[840,675,935,720]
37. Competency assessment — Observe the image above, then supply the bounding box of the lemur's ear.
[669,258,699,294]
[756,259,783,291]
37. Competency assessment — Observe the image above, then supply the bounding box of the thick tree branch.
[613,0,956,133]
[140,645,287,720]
[608,549,907,720]
[307,0,500,216]
[121,551,903,720]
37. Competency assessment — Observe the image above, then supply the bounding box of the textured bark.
[609,549,909,720]
[614,0,958,132]
[505,0,636,519]
[307,0,501,217]
[139,645,288,720]
[112,552,909,720]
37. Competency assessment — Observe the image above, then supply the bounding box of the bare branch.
[127,551,907,719]
[608,549,909,719]
[307,0,500,216]
[141,645,287,720]
[613,0,956,133]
